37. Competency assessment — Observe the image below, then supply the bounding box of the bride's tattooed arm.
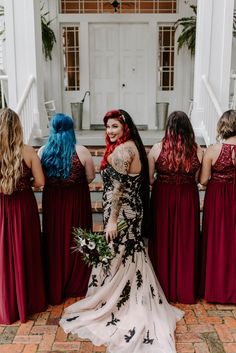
[112,145,135,175]
[105,144,135,241]
[109,145,135,220]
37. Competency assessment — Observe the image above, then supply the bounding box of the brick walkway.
[1,299,236,353]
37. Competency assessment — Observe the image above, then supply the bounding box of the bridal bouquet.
[72,219,127,269]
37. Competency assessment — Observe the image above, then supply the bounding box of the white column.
[191,0,213,129]
[5,0,48,136]
[191,0,234,128]
[209,0,234,109]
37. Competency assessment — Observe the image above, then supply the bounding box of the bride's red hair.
[101,110,131,170]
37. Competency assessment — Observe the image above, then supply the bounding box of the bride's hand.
[105,220,117,242]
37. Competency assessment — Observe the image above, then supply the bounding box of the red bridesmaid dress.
[202,143,236,303]
[149,148,200,304]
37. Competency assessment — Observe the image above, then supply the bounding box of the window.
[62,26,80,91]
[158,25,175,91]
[59,0,177,14]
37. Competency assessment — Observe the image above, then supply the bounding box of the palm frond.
[174,6,196,56]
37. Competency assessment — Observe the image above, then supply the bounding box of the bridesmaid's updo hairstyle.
[217,110,236,141]
[41,113,76,179]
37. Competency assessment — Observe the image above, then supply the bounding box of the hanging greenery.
[41,8,56,61]
[175,6,236,57]
[0,4,56,61]
[174,5,197,56]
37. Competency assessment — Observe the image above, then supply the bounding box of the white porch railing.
[201,75,223,146]
[230,72,236,109]
[16,75,38,144]
[0,74,8,108]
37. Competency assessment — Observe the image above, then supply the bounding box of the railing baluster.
[201,75,223,145]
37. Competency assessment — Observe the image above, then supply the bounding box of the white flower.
[88,241,96,250]
[80,239,87,247]
[102,257,108,263]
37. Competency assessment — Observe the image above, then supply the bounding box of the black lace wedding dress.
[60,164,183,353]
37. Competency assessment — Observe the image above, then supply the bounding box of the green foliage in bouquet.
[72,219,128,270]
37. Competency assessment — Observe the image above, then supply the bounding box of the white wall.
[42,0,197,129]
[158,0,196,116]
[43,0,63,115]
[5,0,48,135]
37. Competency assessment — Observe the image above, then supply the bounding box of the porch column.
[191,0,234,131]
[5,0,48,137]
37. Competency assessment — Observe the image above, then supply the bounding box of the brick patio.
[1,299,236,353]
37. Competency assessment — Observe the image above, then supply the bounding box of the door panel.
[90,23,148,126]
[120,24,148,125]
[90,24,120,125]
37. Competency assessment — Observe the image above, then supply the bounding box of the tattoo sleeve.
[112,145,135,175]
[109,180,124,221]
[109,145,135,221]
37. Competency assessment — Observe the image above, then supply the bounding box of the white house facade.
[2,0,236,144]
[43,0,196,130]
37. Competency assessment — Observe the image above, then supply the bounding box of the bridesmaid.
[148,111,203,303]
[39,113,95,305]
[0,108,47,324]
[200,109,236,303]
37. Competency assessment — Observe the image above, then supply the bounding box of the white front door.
[89,23,148,127]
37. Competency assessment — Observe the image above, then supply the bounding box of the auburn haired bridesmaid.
[148,111,203,303]
[200,109,236,303]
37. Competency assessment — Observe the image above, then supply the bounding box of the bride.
[60,109,184,353]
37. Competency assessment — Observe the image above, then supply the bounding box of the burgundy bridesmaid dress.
[148,149,200,304]
[42,153,92,305]
[202,143,236,303]
[0,161,47,324]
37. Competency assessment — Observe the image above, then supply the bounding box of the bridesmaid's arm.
[195,145,204,183]
[37,145,45,159]
[30,147,45,187]
[199,146,213,186]
[76,145,95,183]
[148,143,161,185]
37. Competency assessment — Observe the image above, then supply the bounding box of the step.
[32,130,206,148]
[33,181,104,194]
[37,193,205,215]
[37,201,103,213]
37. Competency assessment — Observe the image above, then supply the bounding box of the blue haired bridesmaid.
[38,113,95,305]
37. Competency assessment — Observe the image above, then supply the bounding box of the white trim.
[58,13,179,23]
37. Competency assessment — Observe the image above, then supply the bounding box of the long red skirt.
[149,181,200,304]
[42,183,92,305]
[0,189,47,324]
[201,180,236,303]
